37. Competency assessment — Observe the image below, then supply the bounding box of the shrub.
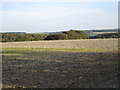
[63,30,88,39]
[1,33,48,42]
[45,33,68,40]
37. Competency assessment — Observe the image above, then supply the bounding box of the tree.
[15,34,31,41]
[63,30,88,39]
[45,33,68,40]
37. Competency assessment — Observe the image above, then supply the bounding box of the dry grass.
[1,54,21,56]
[1,39,119,50]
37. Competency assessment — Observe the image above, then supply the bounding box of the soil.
[2,51,119,88]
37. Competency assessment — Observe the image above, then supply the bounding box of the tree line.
[1,30,88,42]
[1,33,48,42]
[45,30,89,40]
[1,30,120,42]
[90,32,120,39]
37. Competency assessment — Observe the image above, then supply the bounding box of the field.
[92,32,116,34]
[1,39,119,88]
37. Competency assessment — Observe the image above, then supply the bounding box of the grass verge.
[2,47,118,55]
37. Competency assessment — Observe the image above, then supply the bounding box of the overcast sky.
[0,1,118,33]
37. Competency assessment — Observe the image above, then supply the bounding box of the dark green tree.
[45,33,68,40]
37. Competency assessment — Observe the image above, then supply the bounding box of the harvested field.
[1,39,119,88]
[2,39,118,49]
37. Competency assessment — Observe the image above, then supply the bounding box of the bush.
[45,30,88,40]
[15,34,32,41]
[30,34,48,41]
[1,33,48,42]
[45,33,68,40]
[2,33,18,42]
[63,30,88,39]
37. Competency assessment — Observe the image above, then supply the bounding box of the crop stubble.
[2,39,118,49]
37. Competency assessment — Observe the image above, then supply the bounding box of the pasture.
[1,39,119,88]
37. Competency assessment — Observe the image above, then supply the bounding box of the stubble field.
[1,39,119,88]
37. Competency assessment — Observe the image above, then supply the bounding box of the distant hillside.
[41,29,118,37]
[84,29,118,36]
[42,31,64,35]
[93,29,118,32]
[1,29,119,42]
[90,32,120,39]
[2,32,26,34]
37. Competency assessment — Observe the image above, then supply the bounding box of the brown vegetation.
[2,39,118,50]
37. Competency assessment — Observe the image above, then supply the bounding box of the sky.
[0,0,118,33]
